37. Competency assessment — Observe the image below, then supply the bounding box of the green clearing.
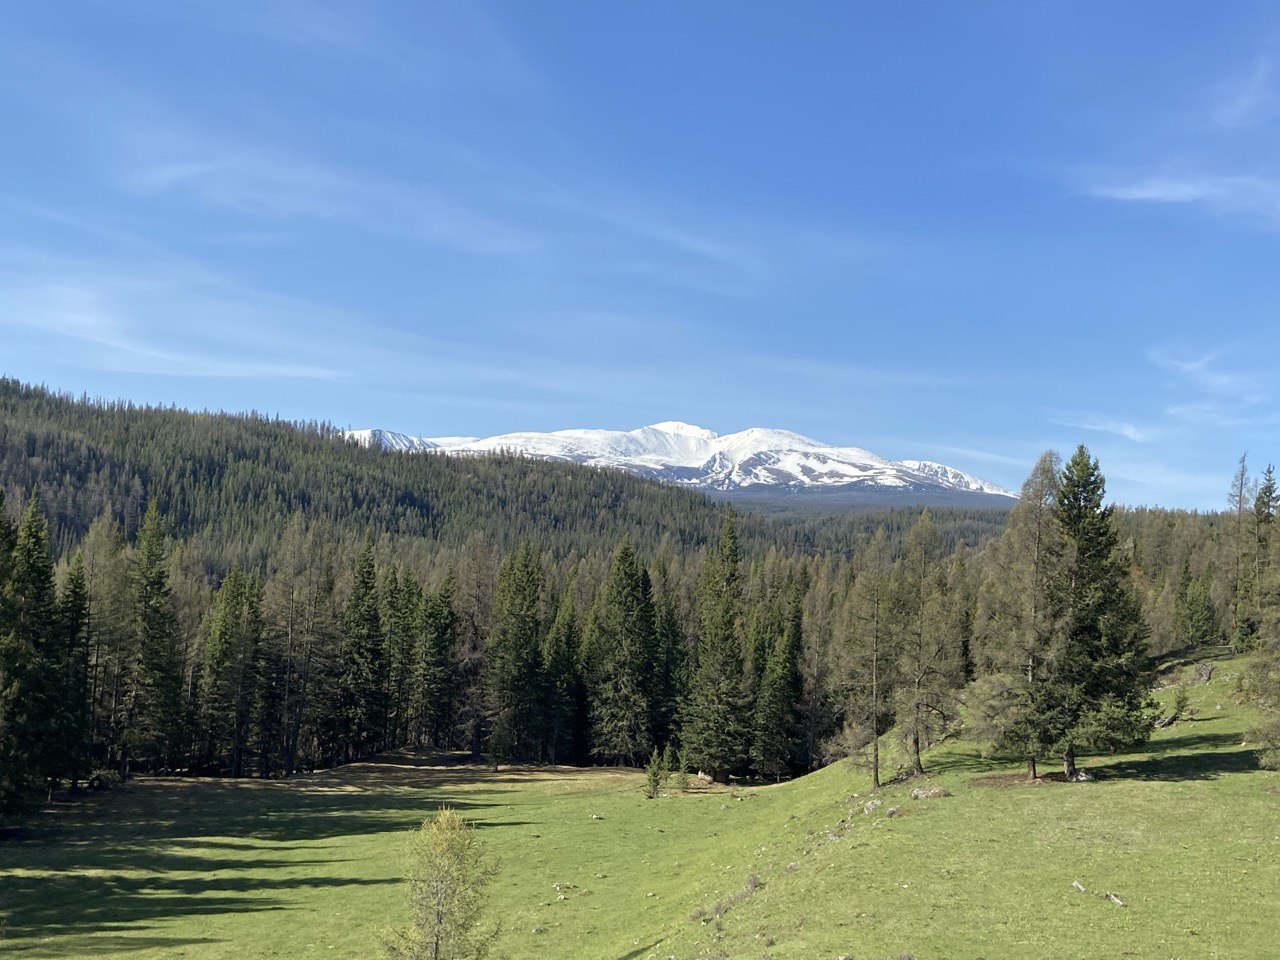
[3,662,1278,960]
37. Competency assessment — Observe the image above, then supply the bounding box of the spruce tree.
[383,569,419,748]
[649,562,686,751]
[340,541,388,760]
[541,582,580,764]
[129,502,184,774]
[412,580,456,748]
[681,513,749,781]
[751,579,802,781]
[0,490,27,810]
[1051,446,1156,778]
[199,567,263,776]
[1,496,58,802]
[55,551,90,786]
[588,539,656,765]
[1173,564,1218,648]
[486,541,544,762]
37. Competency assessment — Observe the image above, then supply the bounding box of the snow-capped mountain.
[344,421,1017,506]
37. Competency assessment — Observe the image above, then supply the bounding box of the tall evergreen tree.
[541,581,580,764]
[752,579,802,781]
[55,551,90,786]
[383,569,420,748]
[411,579,456,748]
[588,539,656,765]
[1050,446,1156,779]
[1173,562,1219,648]
[1,496,59,802]
[486,541,544,762]
[681,513,750,780]
[199,566,265,776]
[340,541,388,760]
[649,560,686,751]
[129,502,184,774]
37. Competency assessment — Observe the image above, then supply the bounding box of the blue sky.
[2,1,1278,508]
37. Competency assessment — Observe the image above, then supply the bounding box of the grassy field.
[2,659,1278,960]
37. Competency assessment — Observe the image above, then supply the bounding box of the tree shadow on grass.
[0,873,396,941]
[615,941,661,959]
[954,731,1259,786]
[1097,731,1260,782]
[0,934,230,956]
[0,751,547,948]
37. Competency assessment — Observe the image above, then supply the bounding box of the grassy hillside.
[3,658,1276,960]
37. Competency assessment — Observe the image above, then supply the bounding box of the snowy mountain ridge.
[344,421,1017,503]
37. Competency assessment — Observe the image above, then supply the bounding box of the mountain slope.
[348,420,1018,507]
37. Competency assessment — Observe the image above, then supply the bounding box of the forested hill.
[0,379,1005,565]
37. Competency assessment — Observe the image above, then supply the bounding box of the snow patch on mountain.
[345,421,1018,501]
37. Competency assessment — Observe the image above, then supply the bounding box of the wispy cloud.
[1211,56,1275,128]
[0,252,346,381]
[1052,416,1155,443]
[128,151,547,256]
[1148,346,1265,401]
[1086,173,1280,227]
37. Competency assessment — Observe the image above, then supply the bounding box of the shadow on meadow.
[0,871,396,941]
[1099,730,1259,781]
[0,751,546,949]
[929,727,1258,786]
[0,934,233,956]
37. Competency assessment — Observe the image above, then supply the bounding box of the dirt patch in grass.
[969,772,1072,788]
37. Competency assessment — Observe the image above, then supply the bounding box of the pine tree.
[648,559,685,751]
[681,513,749,781]
[751,579,802,781]
[588,539,655,765]
[55,551,90,786]
[486,542,543,762]
[0,489,29,811]
[77,512,134,777]
[199,566,263,776]
[411,580,456,748]
[1051,446,1156,779]
[340,541,388,760]
[1173,563,1219,648]
[541,582,580,764]
[129,502,184,774]
[1,496,59,803]
[383,569,420,748]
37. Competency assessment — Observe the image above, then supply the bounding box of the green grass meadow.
[3,660,1278,960]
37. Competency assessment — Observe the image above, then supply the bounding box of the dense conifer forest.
[2,379,1279,812]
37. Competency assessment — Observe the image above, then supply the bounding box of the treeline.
[3,441,1267,814]
[4,381,1280,813]
[0,379,1004,567]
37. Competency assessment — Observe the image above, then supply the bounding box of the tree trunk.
[1026,756,1037,782]
[911,726,924,776]
[1063,744,1077,781]
[871,732,880,790]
